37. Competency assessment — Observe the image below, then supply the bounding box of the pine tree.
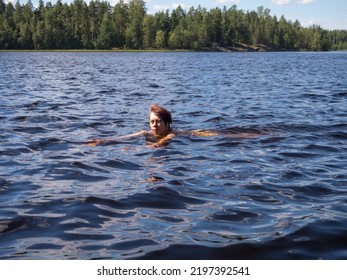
[0,0,346,51]
[0,0,6,14]
[113,0,128,48]
[125,0,145,49]
[96,11,112,49]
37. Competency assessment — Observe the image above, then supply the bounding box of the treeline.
[1,0,347,50]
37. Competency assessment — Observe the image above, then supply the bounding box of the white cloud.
[172,3,192,10]
[307,19,316,26]
[108,0,122,6]
[83,0,127,6]
[301,19,319,27]
[302,18,347,30]
[214,0,241,4]
[272,0,291,5]
[153,3,191,13]
[153,4,172,11]
[297,0,316,4]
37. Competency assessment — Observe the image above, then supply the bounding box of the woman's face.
[149,112,168,136]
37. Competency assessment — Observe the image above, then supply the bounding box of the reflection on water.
[0,51,347,259]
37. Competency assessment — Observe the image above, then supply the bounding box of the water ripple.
[0,52,347,259]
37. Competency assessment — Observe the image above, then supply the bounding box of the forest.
[1,0,347,51]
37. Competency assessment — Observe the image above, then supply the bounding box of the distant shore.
[0,44,340,53]
[0,49,192,53]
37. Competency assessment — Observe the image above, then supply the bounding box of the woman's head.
[149,104,172,136]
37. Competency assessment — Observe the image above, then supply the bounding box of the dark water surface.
[1,51,347,259]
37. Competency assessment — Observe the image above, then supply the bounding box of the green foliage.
[125,0,145,49]
[0,1,346,50]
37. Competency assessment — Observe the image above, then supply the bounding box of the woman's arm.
[144,131,176,148]
[86,130,148,146]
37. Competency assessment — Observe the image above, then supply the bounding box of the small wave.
[27,138,65,151]
[85,97,100,102]
[280,170,307,179]
[304,144,340,153]
[148,83,161,88]
[26,243,64,250]
[239,193,283,204]
[120,186,206,210]
[85,186,206,210]
[135,218,347,260]
[0,178,9,190]
[110,239,159,250]
[0,147,32,156]
[95,159,142,170]
[294,182,335,197]
[206,116,225,123]
[260,136,286,144]
[23,101,42,108]
[13,126,48,134]
[71,161,107,173]
[45,167,110,182]
[213,140,241,147]
[333,91,347,97]
[0,217,27,234]
[11,116,28,121]
[96,90,114,94]
[63,232,114,241]
[211,209,260,222]
[279,151,319,159]
[328,131,347,140]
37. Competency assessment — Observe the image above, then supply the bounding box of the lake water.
[0,51,347,260]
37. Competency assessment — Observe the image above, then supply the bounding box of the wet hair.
[149,104,172,128]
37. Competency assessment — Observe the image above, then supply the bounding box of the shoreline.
[0,49,194,53]
[0,46,343,53]
[0,49,335,53]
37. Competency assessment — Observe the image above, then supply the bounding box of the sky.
[6,0,347,30]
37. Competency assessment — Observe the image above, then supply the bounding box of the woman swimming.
[86,104,263,147]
